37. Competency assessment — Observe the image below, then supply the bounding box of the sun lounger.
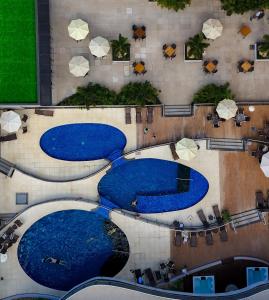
[144,268,156,287]
[197,209,210,228]
[5,226,14,236]
[125,107,131,124]
[170,143,179,160]
[136,107,142,123]
[14,219,23,227]
[173,221,182,246]
[0,134,17,142]
[154,270,162,281]
[35,109,54,117]
[256,191,266,209]
[21,114,28,123]
[212,205,223,225]
[205,231,213,246]
[219,226,228,242]
[132,269,144,284]
[189,232,197,247]
[147,107,154,124]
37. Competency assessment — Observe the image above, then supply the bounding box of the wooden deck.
[136,105,269,268]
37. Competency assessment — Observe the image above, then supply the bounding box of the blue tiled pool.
[17,210,129,291]
[98,158,209,213]
[40,123,126,161]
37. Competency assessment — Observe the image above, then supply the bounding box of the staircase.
[163,105,193,117]
[0,158,15,177]
[231,209,264,230]
[207,138,245,151]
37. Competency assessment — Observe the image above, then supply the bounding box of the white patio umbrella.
[89,36,110,58]
[261,152,269,177]
[216,99,238,120]
[68,19,89,41]
[69,56,90,77]
[0,111,22,133]
[175,138,198,161]
[202,19,223,40]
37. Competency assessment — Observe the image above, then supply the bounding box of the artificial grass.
[0,0,37,103]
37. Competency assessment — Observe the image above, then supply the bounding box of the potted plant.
[185,33,209,61]
[221,209,231,223]
[111,34,130,62]
[256,34,269,61]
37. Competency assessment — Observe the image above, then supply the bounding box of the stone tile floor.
[51,0,269,105]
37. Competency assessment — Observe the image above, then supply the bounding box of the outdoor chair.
[35,109,54,117]
[189,232,197,247]
[140,61,145,65]
[212,69,218,73]
[236,122,241,127]
[212,205,223,225]
[144,268,156,287]
[147,107,154,124]
[11,224,17,230]
[256,191,266,209]
[5,227,14,236]
[141,25,146,31]
[213,60,218,65]
[0,134,17,142]
[22,126,27,134]
[132,24,137,31]
[125,107,132,124]
[154,270,162,281]
[14,219,23,227]
[219,226,228,242]
[10,234,19,244]
[142,70,147,75]
[205,231,213,246]
[132,62,137,67]
[245,116,251,122]
[134,70,139,76]
[171,43,176,49]
[213,123,220,128]
[197,209,210,228]
[136,107,142,124]
[21,114,28,123]
[163,44,167,50]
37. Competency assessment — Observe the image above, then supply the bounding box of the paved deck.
[51,0,269,105]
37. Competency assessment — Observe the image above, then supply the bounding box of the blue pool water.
[247,267,269,286]
[17,210,129,291]
[40,123,127,161]
[193,276,215,294]
[98,158,209,213]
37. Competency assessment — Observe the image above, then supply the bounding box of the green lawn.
[0,0,37,103]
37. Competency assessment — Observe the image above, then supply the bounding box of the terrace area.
[51,0,269,105]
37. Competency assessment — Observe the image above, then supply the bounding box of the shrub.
[221,0,269,15]
[58,81,160,107]
[258,34,269,58]
[117,81,160,105]
[185,33,209,60]
[111,34,130,61]
[221,209,231,223]
[193,83,234,105]
[156,0,191,11]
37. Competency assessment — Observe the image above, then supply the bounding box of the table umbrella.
[175,138,198,161]
[69,56,90,77]
[260,152,269,177]
[0,111,22,133]
[202,19,223,40]
[68,19,89,41]
[89,36,110,57]
[216,99,238,120]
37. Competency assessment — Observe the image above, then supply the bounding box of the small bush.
[156,0,191,11]
[193,83,234,105]
[221,0,269,15]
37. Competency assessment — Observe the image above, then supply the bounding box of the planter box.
[255,42,269,61]
[184,44,203,62]
[112,45,131,62]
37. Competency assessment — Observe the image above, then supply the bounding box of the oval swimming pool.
[17,210,129,291]
[40,123,127,161]
[98,158,209,213]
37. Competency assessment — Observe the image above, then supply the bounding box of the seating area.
[203,60,218,74]
[233,107,250,127]
[132,61,147,75]
[163,44,176,60]
[0,219,22,254]
[132,25,146,40]
[238,60,254,73]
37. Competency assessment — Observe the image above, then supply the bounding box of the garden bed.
[112,44,130,62]
[255,42,269,61]
[184,44,203,62]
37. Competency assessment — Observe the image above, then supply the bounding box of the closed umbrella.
[89,36,110,57]
[216,99,238,120]
[0,111,22,133]
[202,19,223,40]
[69,56,90,77]
[68,19,89,41]
[260,152,269,177]
[175,138,198,161]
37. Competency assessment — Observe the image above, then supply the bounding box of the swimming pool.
[17,210,129,291]
[40,124,127,161]
[98,158,209,213]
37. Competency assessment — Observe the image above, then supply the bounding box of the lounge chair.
[5,226,14,236]
[147,107,153,124]
[35,109,54,117]
[197,209,209,228]
[21,114,28,123]
[256,191,266,209]
[132,269,144,284]
[136,107,142,124]
[170,143,179,160]
[154,270,162,281]
[22,126,27,134]
[10,234,19,244]
[14,219,23,227]
[144,268,156,287]
[0,134,17,142]
[219,226,228,242]
[212,205,223,225]
[205,231,213,246]
[125,107,131,124]
[174,230,182,247]
[189,232,197,247]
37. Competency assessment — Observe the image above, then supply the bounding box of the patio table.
[164,46,175,57]
[239,25,251,38]
[134,27,145,39]
[241,61,252,72]
[205,61,216,73]
[134,63,145,74]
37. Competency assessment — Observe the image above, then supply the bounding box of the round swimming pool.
[17,210,129,291]
[98,158,209,213]
[40,123,127,161]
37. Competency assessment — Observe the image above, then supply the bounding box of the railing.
[1,293,58,300]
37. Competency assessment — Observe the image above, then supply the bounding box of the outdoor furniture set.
[133,61,147,75]
[0,219,23,254]
[163,44,177,59]
[203,60,218,74]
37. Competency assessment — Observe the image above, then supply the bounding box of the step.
[231,209,262,229]
[0,158,15,177]
[163,105,193,117]
[207,138,245,151]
